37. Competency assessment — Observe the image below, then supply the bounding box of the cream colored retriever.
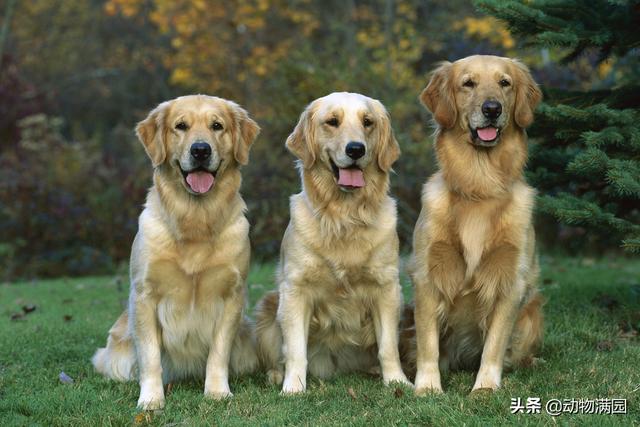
[92,95,259,409]
[407,55,544,395]
[254,92,410,394]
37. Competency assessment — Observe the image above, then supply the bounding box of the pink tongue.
[186,171,214,193]
[338,168,365,188]
[477,127,498,141]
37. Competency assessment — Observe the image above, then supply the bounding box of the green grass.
[1,256,639,426]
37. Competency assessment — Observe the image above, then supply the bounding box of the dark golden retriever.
[407,55,544,395]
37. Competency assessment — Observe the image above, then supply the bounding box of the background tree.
[478,0,640,253]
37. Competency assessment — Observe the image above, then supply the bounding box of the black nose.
[190,141,211,162]
[345,141,366,160]
[482,100,502,120]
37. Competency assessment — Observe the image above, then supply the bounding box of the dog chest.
[457,205,492,281]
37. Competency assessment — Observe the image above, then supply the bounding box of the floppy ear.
[512,59,542,128]
[373,100,401,172]
[231,104,260,165]
[285,104,317,168]
[135,101,170,167]
[420,61,457,129]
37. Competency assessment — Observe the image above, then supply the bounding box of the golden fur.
[406,55,544,394]
[254,92,410,393]
[92,95,260,409]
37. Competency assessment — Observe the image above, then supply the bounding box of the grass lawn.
[1,256,639,426]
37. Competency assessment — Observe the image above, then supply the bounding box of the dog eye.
[463,80,475,88]
[211,121,223,131]
[325,118,339,127]
[363,117,373,128]
[175,121,188,131]
[499,79,511,87]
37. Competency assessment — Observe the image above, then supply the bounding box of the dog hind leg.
[92,311,137,381]
[255,291,285,385]
[506,292,543,368]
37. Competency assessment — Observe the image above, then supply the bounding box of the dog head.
[420,55,542,147]
[286,92,400,192]
[135,95,259,196]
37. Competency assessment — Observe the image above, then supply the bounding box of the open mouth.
[179,165,217,194]
[330,159,365,189]
[470,126,500,147]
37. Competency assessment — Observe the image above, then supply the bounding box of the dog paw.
[137,381,165,410]
[415,385,443,396]
[414,369,443,396]
[383,372,412,388]
[472,366,501,392]
[205,389,233,400]
[267,369,284,385]
[470,387,497,397]
[471,379,500,393]
[281,369,306,394]
[137,395,165,411]
[281,384,306,394]
[281,378,306,394]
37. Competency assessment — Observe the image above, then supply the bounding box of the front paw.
[204,377,232,400]
[471,381,499,393]
[137,392,165,410]
[472,366,501,392]
[281,374,306,394]
[205,389,234,400]
[383,371,412,388]
[414,369,443,396]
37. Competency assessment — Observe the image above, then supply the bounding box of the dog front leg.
[134,295,164,410]
[279,287,311,394]
[204,273,243,399]
[472,295,520,391]
[413,241,465,395]
[413,285,443,395]
[372,284,411,386]
[472,244,522,391]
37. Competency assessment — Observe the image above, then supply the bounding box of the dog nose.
[482,100,502,120]
[190,141,211,162]
[345,141,366,160]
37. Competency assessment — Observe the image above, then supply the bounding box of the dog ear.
[231,104,260,166]
[420,62,457,129]
[136,101,170,167]
[512,59,542,128]
[373,100,401,172]
[285,104,317,168]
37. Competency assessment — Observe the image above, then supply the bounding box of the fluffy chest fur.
[423,173,534,285]
[456,201,494,280]
[283,192,399,290]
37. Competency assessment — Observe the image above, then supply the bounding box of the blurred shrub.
[2,0,622,279]
[0,115,148,279]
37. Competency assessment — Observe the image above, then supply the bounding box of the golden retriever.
[254,92,410,393]
[406,55,544,395]
[92,95,260,409]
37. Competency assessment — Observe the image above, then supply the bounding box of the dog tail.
[398,303,417,380]
[254,291,284,385]
[92,311,136,381]
[230,314,260,375]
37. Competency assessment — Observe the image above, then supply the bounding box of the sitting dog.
[407,55,544,394]
[92,95,260,409]
[255,92,410,393]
